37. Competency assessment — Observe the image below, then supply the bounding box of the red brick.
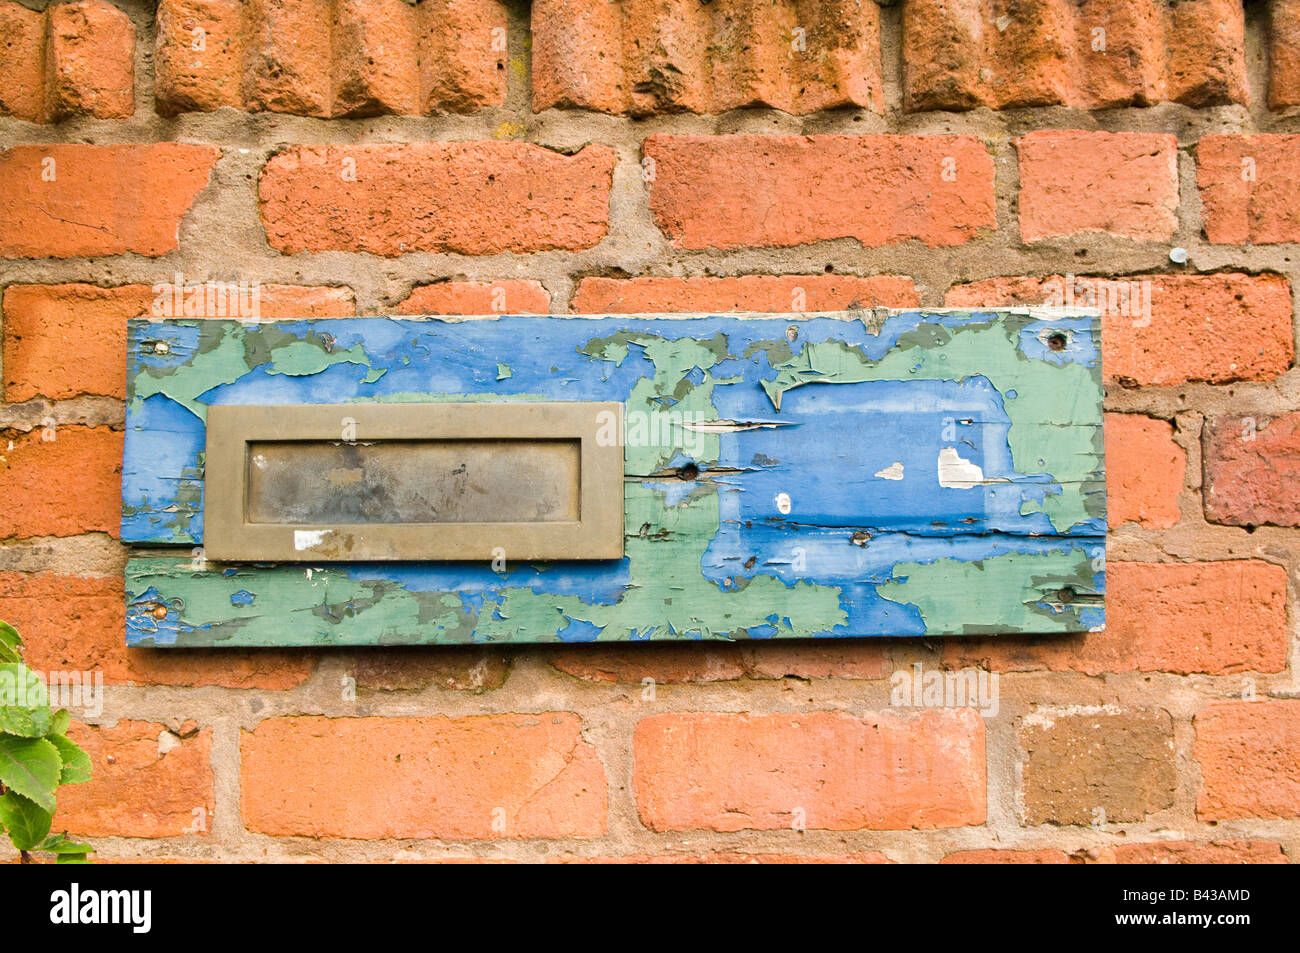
[0,145,218,259]
[1017,131,1179,242]
[2,283,354,402]
[1198,134,1300,244]
[943,561,1288,677]
[550,852,891,864]
[1095,840,1286,864]
[154,0,506,116]
[1205,412,1300,527]
[242,715,607,839]
[548,642,887,683]
[644,134,995,250]
[1196,700,1300,821]
[1020,708,1176,825]
[1268,0,1300,109]
[45,1,135,121]
[571,274,919,313]
[259,143,613,256]
[945,274,1293,386]
[350,648,509,692]
[0,427,121,539]
[1106,414,1184,528]
[0,3,44,121]
[397,281,551,315]
[54,721,214,838]
[941,849,1070,864]
[903,0,1245,111]
[633,710,985,832]
[0,1,134,122]
[532,0,882,116]
[0,572,314,690]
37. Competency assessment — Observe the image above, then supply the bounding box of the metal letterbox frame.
[203,401,624,562]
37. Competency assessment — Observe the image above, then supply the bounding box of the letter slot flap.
[203,402,624,562]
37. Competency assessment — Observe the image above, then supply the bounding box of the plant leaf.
[0,792,52,851]
[0,663,52,737]
[48,734,91,785]
[41,833,93,854]
[0,621,20,665]
[0,735,61,810]
[55,854,90,864]
[48,708,71,737]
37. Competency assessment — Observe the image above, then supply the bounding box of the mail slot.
[203,402,624,562]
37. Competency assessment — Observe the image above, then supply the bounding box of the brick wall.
[0,0,1297,863]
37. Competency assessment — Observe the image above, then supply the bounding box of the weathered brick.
[1017,131,1179,242]
[571,274,919,313]
[532,0,882,116]
[397,280,551,315]
[154,0,506,117]
[1106,413,1184,528]
[0,145,218,259]
[0,0,134,122]
[1198,134,1300,244]
[2,283,354,402]
[0,573,315,690]
[943,561,1288,677]
[1095,840,1287,864]
[1021,709,1176,825]
[904,0,1246,112]
[1268,0,1300,108]
[242,715,607,838]
[1196,701,1300,821]
[941,849,1071,864]
[550,852,891,864]
[1205,412,1300,527]
[0,427,121,539]
[350,648,509,692]
[633,710,985,832]
[945,274,1293,386]
[259,143,614,256]
[548,642,887,683]
[644,134,996,250]
[54,721,214,838]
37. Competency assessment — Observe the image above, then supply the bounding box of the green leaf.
[49,734,91,785]
[0,663,52,738]
[55,854,90,864]
[0,621,20,665]
[41,833,93,855]
[48,708,71,737]
[0,735,61,810]
[0,792,52,851]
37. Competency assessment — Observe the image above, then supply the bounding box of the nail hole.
[1047,332,1067,351]
[678,463,700,481]
[1056,587,1075,604]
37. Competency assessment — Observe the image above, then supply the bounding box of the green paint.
[879,548,1099,634]
[128,483,849,646]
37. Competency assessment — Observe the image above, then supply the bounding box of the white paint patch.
[937,447,1007,489]
[1020,703,1122,731]
[157,730,180,757]
[294,529,331,551]
[774,492,792,515]
[875,461,905,480]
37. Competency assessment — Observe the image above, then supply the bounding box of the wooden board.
[122,310,1105,646]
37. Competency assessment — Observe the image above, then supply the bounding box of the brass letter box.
[203,402,624,562]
